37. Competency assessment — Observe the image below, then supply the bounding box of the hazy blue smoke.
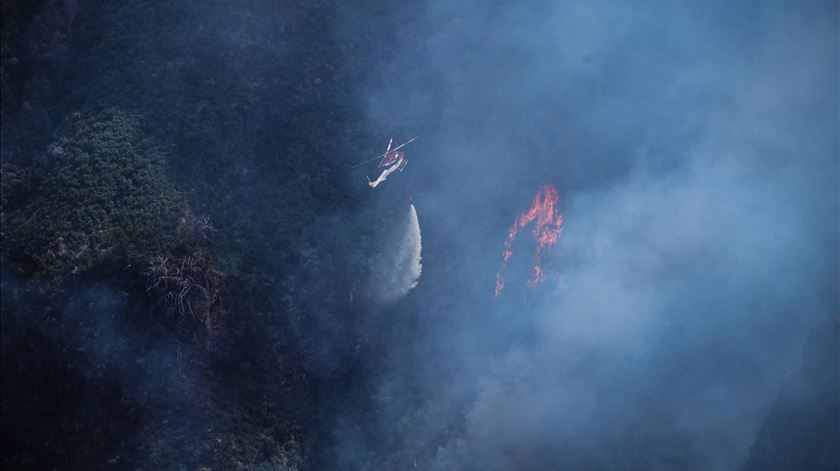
[328,0,838,469]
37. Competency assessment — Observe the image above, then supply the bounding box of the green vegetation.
[0,1,381,468]
[3,107,184,277]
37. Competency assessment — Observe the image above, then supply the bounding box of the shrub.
[3,107,184,276]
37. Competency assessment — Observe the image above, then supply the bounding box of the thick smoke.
[367,203,423,305]
[328,0,838,469]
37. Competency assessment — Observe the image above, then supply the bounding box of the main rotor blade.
[390,136,417,153]
[350,137,419,168]
[351,155,385,168]
[379,137,394,167]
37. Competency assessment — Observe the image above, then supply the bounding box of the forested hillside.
[1,1,391,468]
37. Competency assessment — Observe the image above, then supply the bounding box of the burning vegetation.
[495,185,564,298]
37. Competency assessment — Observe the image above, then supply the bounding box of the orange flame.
[495,185,564,298]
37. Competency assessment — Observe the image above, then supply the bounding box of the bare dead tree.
[145,254,214,320]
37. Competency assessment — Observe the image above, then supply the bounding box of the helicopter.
[352,137,417,188]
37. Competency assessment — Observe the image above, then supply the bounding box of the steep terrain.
[1,1,393,468]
